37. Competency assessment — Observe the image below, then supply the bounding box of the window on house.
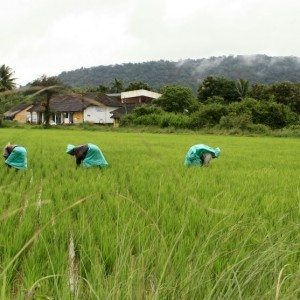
[64,112,69,118]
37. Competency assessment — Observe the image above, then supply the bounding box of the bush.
[133,105,163,116]
[190,103,228,128]
[228,98,299,129]
[219,113,252,130]
[159,113,191,128]
[246,124,270,134]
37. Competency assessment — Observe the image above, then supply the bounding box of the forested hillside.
[58,55,300,91]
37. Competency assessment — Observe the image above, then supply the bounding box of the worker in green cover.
[184,144,221,167]
[66,143,108,168]
[3,143,28,170]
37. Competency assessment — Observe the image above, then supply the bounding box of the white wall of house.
[83,106,118,124]
[29,112,37,123]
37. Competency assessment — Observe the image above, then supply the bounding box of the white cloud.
[0,0,299,85]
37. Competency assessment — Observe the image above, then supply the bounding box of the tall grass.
[0,128,299,299]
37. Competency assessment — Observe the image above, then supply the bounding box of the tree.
[28,75,69,126]
[125,81,151,91]
[154,85,198,113]
[29,75,64,87]
[110,78,124,93]
[249,83,269,100]
[235,79,250,100]
[268,82,300,113]
[28,85,67,126]
[0,64,16,92]
[197,76,239,103]
[96,85,109,93]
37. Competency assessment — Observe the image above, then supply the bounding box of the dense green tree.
[235,79,250,100]
[0,94,27,115]
[125,81,151,91]
[110,78,124,93]
[268,82,300,113]
[191,103,229,127]
[29,75,64,87]
[97,85,110,93]
[198,76,239,103]
[228,98,298,128]
[57,55,300,91]
[155,85,198,113]
[0,65,16,92]
[249,83,269,100]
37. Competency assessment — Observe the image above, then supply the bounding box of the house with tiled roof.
[27,92,121,125]
[3,102,34,123]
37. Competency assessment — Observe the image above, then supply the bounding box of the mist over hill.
[58,55,300,91]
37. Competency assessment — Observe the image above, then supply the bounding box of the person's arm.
[76,156,83,166]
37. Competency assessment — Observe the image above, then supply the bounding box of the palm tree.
[0,64,16,92]
[110,78,124,93]
[235,79,250,100]
[28,85,67,126]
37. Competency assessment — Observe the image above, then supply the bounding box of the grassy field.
[0,128,299,299]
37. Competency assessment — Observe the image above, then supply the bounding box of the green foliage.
[228,98,299,128]
[155,85,198,113]
[268,81,300,113]
[57,55,300,92]
[132,105,163,116]
[110,78,124,93]
[125,81,151,91]
[121,110,190,129]
[29,75,64,87]
[0,94,27,114]
[198,76,239,103]
[249,83,269,100]
[219,113,253,130]
[190,103,229,128]
[0,64,16,92]
[235,79,250,99]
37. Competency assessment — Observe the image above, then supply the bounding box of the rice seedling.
[0,128,299,299]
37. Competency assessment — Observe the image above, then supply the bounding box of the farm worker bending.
[66,143,108,168]
[184,144,220,167]
[3,143,28,170]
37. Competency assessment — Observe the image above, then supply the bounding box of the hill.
[58,55,300,91]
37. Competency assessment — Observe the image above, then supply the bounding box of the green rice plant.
[0,128,299,299]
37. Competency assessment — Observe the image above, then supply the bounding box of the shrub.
[133,105,163,116]
[219,113,252,130]
[190,103,228,128]
[246,124,270,134]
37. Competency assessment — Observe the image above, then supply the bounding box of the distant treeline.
[58,55,300,92]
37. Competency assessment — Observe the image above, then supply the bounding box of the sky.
[1,0,299,85]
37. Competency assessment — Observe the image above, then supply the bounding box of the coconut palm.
[235,79,250,100]
[0,64,16,92]
[28,85,68,126]
[110,78,124,93]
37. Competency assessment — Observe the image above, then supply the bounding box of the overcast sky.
[1,0,299,85]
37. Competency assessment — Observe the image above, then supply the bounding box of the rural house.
[3,102,35,123]
[108,89,162,126]
[107,89,161,104]
[27,93,121,125]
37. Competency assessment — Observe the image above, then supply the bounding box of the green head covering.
[66,144,75,154]
[214,147,221,158]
